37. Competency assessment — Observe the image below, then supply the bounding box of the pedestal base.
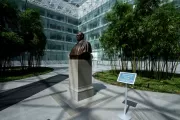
[69,59,94,101]
[69,86,94,101]
[118,112,132,120]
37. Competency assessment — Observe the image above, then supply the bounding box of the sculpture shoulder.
[81,40,91,45]
[80,40,88,43]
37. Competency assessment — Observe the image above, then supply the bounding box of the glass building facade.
[18,0,79,62]
[17,0,118,62]
[79,0,117,60]
[18,0,177,62]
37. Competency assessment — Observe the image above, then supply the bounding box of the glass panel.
[67,28,72,33]
[39,9,45,16]
[94,41,100,49]
[57,34,64,41]
[47,12,54,18]
[68,18,78,25]
[47,41,65,50]
[61,26,64,31]
[88,20,99,29]
[94,8,100,17]
[102,17,108,24]
[82,25,87,32]
[101,2,109,13]
[56,25,61,30]
[66,35,72,42]
[50,23,56,29]
[47,19,49,28]
[73,29,78,34]
[50,32,56,39]
[88,32,100,40]
[56,15,64,21]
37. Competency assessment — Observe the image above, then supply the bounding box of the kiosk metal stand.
[118,83,131,120]
[117,72,137,120]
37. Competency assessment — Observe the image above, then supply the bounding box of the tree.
[0,0,46,72]
[100,2,134,71]
[144,3,180,79]
[0,0,21,72]
[134,0,161,16]
[100,0,180,79]
[20,9,46,67]
[0,0,19,31]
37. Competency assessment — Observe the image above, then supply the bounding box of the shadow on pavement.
[0,74,68,111]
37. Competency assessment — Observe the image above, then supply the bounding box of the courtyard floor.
[0,64,179,120]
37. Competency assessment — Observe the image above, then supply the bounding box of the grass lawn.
[0,67,54,82]
[93,70,180,94]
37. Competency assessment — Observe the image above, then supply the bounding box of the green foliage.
[100,3,134,58]
[19,9,46,67]
[20,9,43,34]
[134,0,161,16]
[1,32,24,45]
[0,31,24,69]
[0,0,46,73]
[0,67,53,82]
[147,3,180,59]
[0,0,19,31]
[100,1,180,79]
[94,70,180,94]
[0,32,24,56]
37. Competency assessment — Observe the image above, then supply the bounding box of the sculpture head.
[70,31,92,59]
[76,32,84,42]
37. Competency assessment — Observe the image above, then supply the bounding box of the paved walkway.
[0,74,68,111]
[0,64,179,120]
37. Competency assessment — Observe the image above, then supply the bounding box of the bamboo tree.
[20,9,46,68]
[100,1,180,80]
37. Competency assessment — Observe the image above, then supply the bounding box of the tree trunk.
[121,55,125,71]
[0,60,2,76]
[20,54,25,70]
[119,58,121,71]
[165,60,168,78]
[132,52,136,73]
[149,57,151,71]
[172,61,178,77]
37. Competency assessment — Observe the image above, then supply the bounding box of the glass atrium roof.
[24,0,109,18]
[63,0,87,7]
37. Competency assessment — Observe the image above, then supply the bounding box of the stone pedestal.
[69,59,94,101]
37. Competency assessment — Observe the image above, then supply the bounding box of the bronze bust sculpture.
[69,32,92,60]
[69,32,94,101]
